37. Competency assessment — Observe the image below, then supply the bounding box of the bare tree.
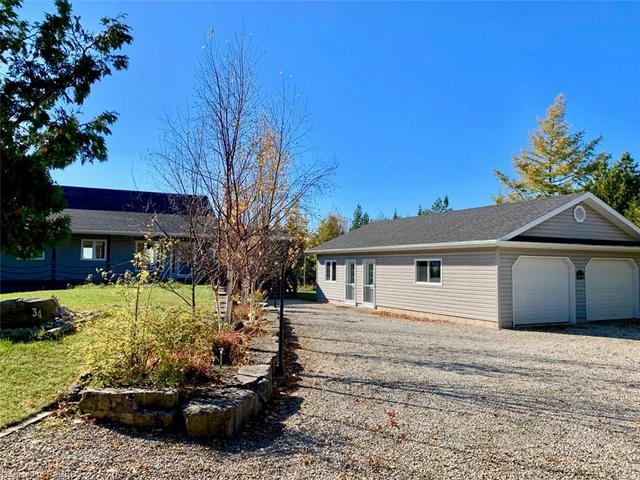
[151,30,334,322]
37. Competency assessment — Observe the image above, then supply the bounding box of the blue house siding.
[0,234,173,291]
[0,251,52,282]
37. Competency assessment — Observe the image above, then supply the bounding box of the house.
[0,186,206,292]
[307,192,640,329]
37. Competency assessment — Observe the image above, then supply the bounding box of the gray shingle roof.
[308,193,586,253]
[65,209,189,237]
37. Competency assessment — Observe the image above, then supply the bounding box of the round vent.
[573,205,586,223]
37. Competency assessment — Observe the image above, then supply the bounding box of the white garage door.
[513,256,574,326]
[586,259,639,321]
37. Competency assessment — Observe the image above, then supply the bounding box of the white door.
[345,260,356,304]
[362,260,375,307]
[513,256,574,326]
[586,259,638,321]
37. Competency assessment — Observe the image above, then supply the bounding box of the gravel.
[1,301,639,479]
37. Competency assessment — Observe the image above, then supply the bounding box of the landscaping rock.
[226,364,273,406]
[78,387,179,429]
[249,335,279,354]
[0,297,59,329]
[247,350,278,370]
[182,388,261,438]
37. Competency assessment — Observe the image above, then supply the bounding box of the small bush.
[232,301,264,323]
[211,330,243,366]
[87,307,219,387]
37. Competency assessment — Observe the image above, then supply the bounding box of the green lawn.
[0,284,214,428]
[297,285,317,302]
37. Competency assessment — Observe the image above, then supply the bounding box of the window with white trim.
[81,239,106,260]
[325,260,337,282]
[415,259,442,284]
[135,241,157,265]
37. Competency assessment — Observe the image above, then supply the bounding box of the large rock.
[229,364,273,401]
[0,298,60,329]
[78,387,178,429]
[182,388,261,438]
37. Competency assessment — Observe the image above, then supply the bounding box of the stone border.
[77,315,280,439]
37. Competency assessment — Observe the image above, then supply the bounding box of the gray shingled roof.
[308,193,586,253]
[65,209,189,237]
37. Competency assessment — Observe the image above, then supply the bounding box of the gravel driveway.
[1,301,639,479]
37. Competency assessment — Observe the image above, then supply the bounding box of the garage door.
[513,256,574,326]
[586,259,638,321]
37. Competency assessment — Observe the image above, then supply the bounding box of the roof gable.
[518,203,635,242]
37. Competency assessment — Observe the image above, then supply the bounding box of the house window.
[173,247,191,277]
[81,239,107,260]
[135,241,157,265]
[325,260,337,282]
[415,259,442,285]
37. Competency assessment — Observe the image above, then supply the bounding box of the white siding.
[524,203,635,242]
[318,250,499,324]
[498,248,640,328]
[316,257,345,302]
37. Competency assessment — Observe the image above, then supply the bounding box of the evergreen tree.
[586,151,640,225]
[351,204,363,230]
[393,208,399,219]
[312,213,346,246]
[494,94,604,203]
[430,195,451,213]
[418,195,452,215]
[361,212,370,225]
[1,0,132,258]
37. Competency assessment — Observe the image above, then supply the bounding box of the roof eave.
[306,240,499,255]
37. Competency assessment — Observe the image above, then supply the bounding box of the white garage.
[586,258,639,321]
[512,256,575,326]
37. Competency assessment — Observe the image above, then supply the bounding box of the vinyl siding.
[317,250,499,323]
[316,257,345,302]
[0,252,51,281]
[524,203,635,242]
[1,235,145,284]
[497,248,640,328]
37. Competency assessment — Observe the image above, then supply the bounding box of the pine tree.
[351,204,363,230]
[494,94,604,203]
[430,195,451,213]
[586,151,640,225]
[418,196,452,215]
[361,212,370,225]
[392,208,399,219]
[1,0,132,258]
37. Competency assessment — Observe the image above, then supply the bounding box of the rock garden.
[1,269,282,439]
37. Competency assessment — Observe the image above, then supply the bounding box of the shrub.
[87,307,219,387]
[211,330,243,366]
[232,300,264,323]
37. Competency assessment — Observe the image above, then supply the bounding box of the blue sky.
[22,1,640,224]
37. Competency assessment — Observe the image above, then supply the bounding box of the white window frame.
[26,251,45,261]
[344,259,356,305]
[414,258,443,286]
[324,259,337,282]
[134,240,157,264]
[80,238,107,261]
